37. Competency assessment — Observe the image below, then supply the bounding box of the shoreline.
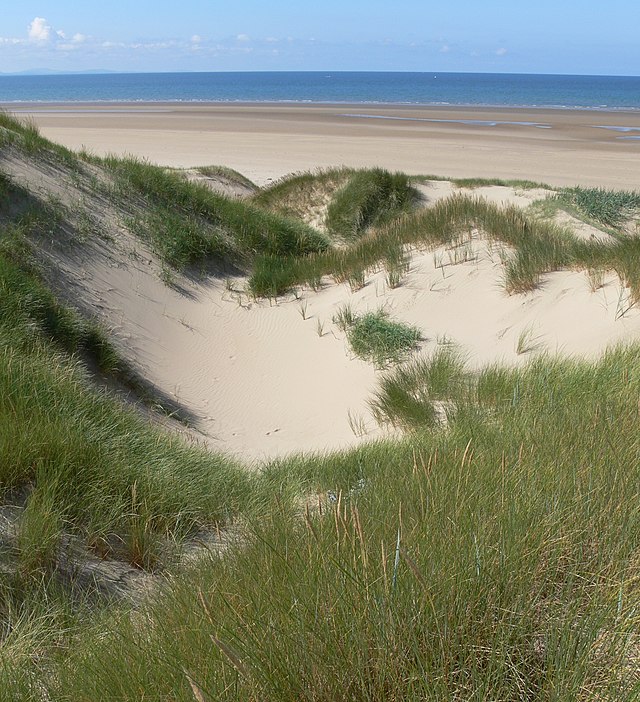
[3,102,640,190]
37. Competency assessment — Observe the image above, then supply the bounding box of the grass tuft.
[344,309,422,367]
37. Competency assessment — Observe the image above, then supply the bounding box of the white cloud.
[72,33,87,44]
[495,47,508,56]
[56,30,66,39]
[191,35,202,43]
[236,33,250,42]
[28,17,52,43]
[440,44,450,53]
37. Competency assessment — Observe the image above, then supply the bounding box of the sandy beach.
[6,102,640,189]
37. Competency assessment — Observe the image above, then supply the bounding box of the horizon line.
[2,69,640,79]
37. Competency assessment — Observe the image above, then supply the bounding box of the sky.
[0,1,639,75]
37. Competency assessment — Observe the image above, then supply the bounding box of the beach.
[7,102,640,189]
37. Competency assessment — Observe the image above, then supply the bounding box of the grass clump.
[129,208,231,270]
[15,481,64,580]
[371,346,469,427]
[343,309,422,367]
[326,168,416,240]
[0,214,120,373]
[0,111,79,169]
[558,186,640,227]
[452,176,550,190]
[332,303,355,332]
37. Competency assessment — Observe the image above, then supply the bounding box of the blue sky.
[1,1,639,75]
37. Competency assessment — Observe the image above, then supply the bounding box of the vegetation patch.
[557,186,640,228]
[339,308,422,367]
[100,156,329,270]
[253,167,353,224]
[194,164,257,191]
[326,168,416,239]
[452,176,550,190]
[34,344,640,701]
[0,112,80,169]
[249,194,574,297]
[371,346,469,427]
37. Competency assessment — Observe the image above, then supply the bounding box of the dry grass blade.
[184,670,209,702]
[210,635,250,678]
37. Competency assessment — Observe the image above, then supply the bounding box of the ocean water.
[0,72,639,110]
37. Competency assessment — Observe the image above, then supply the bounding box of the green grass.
[0,111,80,169]
[557,186,640,228]
[325,168,417,240]
[0,207,119,374]
[371,346,469,427]
[252,168,353,222]
[406,175,553,190]
[343,309,422,368]
[452,177,551,190]
[249,192,640,303]
[249,194,575,297]
[254,168,416,241]
[28,344,640,701]
[102,156,329,270]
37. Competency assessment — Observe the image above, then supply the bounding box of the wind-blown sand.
[8,102,640,190]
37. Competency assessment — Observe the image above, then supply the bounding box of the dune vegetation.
[3,112,640,699]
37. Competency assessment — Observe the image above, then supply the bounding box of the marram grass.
[344,309,422,368]
[4,114,640,699]
[37,344,640,701]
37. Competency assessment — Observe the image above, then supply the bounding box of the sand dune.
[6,145,639,462]
[69,215,640,462]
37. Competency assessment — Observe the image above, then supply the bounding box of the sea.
[0,71,639,110]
